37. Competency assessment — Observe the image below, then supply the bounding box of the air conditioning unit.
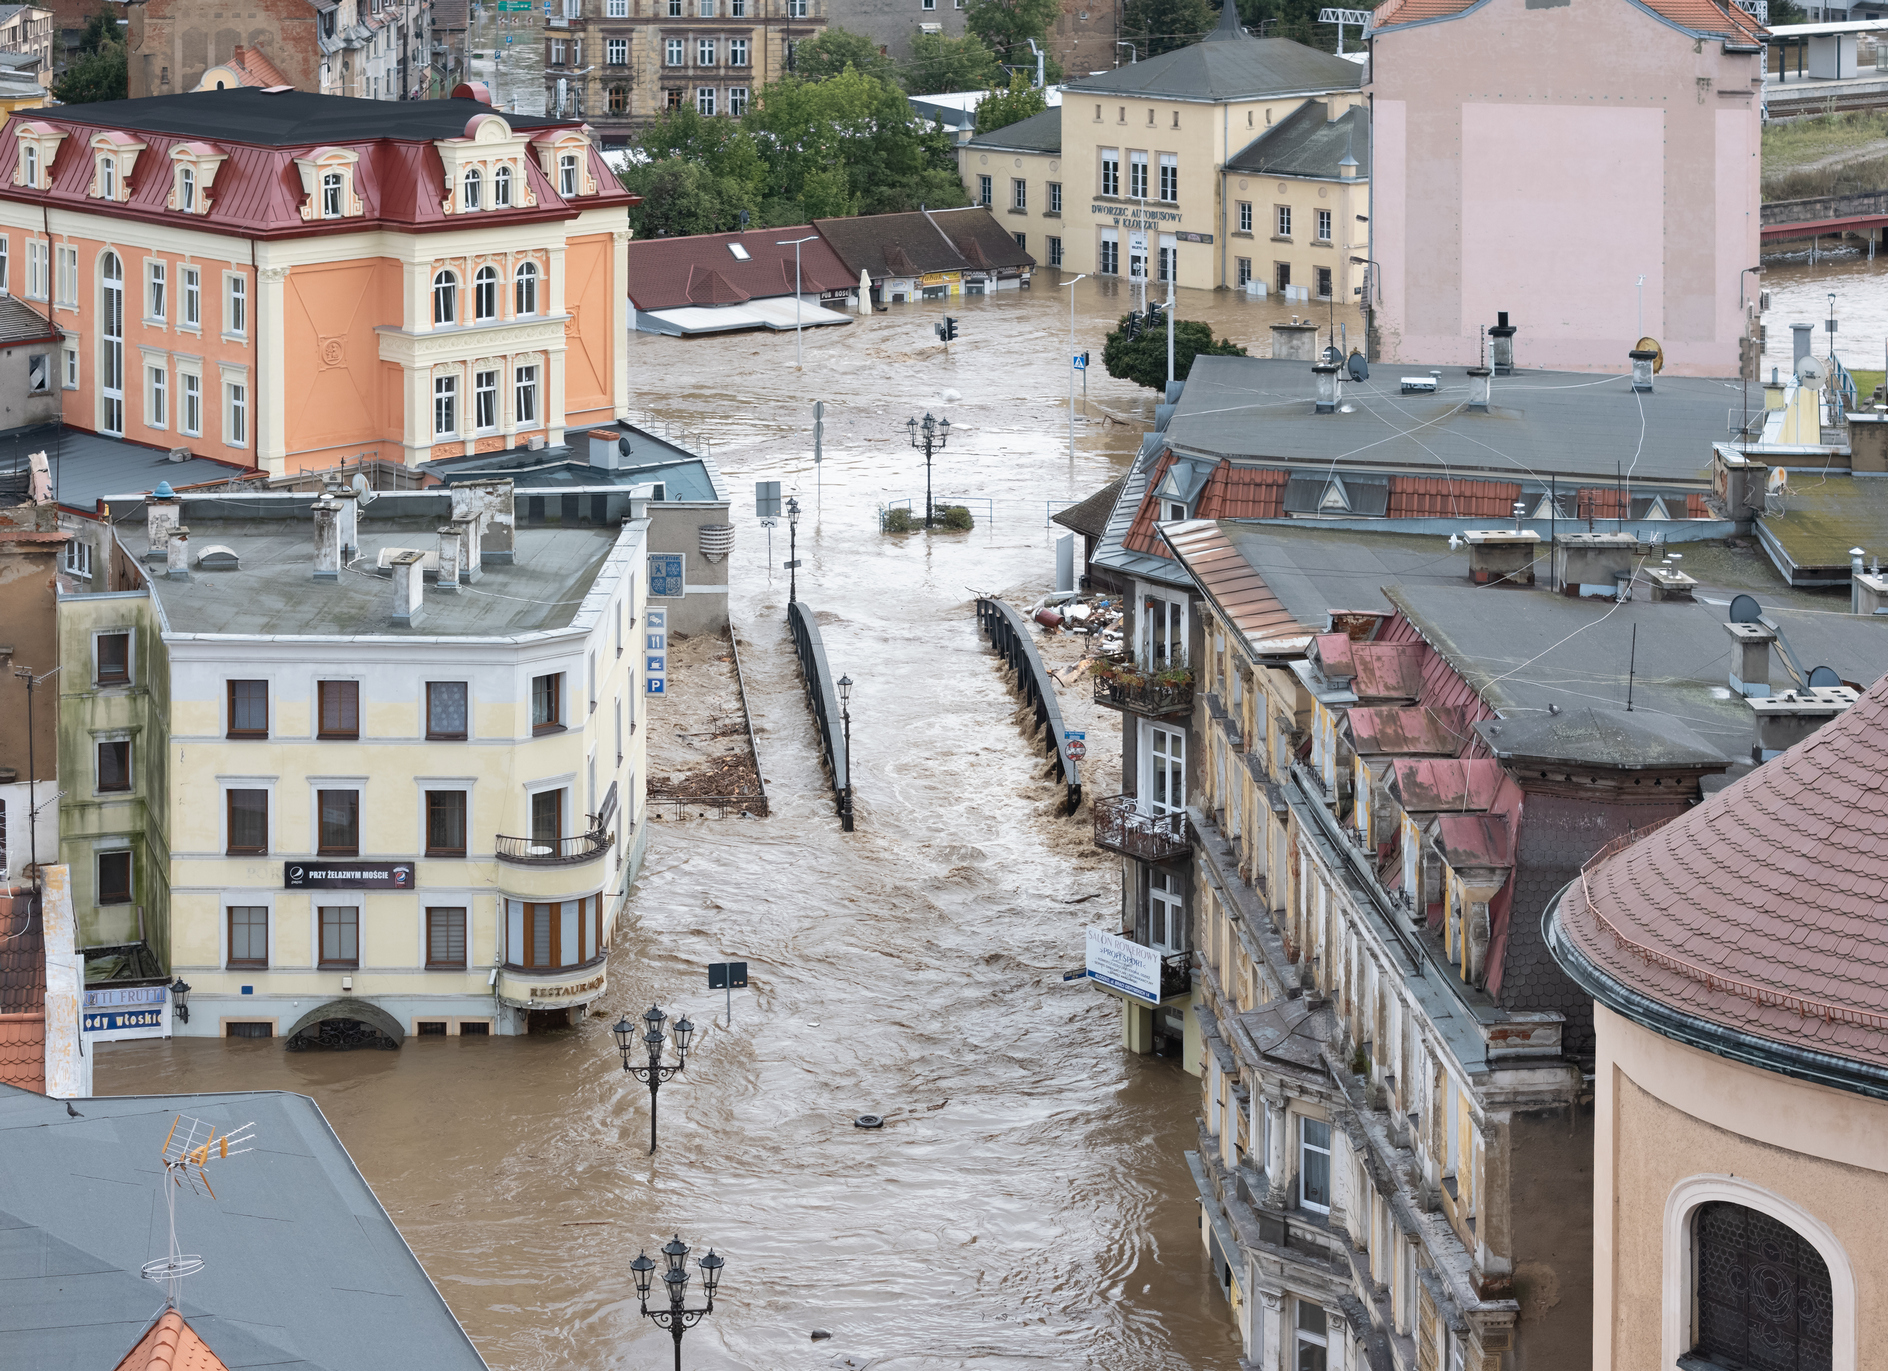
[1399,376,1438,394]
[526,435,546,451]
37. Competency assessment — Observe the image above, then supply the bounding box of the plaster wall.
[1367,0,1761,375]
[1593,1001,1888,1370]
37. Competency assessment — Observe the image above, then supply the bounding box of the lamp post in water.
[613,1004,694,1154]
[630,1235,725,1371]
[904,412,950,528]
[786,495,802,607]
[837,673,854,830]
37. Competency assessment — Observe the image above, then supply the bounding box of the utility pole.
[1065,274,1086,461]
[1166,257,1175,391]
[778,235,817,368]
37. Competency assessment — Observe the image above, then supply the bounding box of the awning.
[636,298,855,336]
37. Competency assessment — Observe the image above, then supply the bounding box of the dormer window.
[322,171,342,218]
[463,166,481,209]
[99,155,115,198]
[178,165,195,211]
[87,132,145,203]
[494,163,512,207]
[167,141,226,215]
[22,144,35,187]
[433,268,458,325]
[1165,501,1186,522]
[14,122,65,192]
[294,147,362,221]
[439,113,539,215]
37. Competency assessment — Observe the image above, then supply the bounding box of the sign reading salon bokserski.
[1085,927,1162,1005]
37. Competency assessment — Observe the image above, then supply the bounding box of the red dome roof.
[1555,673,1888,1068]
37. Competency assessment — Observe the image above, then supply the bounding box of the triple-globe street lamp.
[613,1004,694,1154]
[630,1235,725,1371]
[904,412,950,529]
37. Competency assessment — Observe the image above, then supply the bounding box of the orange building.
[0,87,634,475]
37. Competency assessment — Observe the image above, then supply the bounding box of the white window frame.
[1011,178,1026,211]
[494,163,513,207]
[1128,149,1147,199]
[61,342,77,389]
[1142,720,1185,817]
[696,86,716,116]
[1048,180,1061,213]
[55,243,76,308]
[224,375,247,448]
[181,265,200,329]
[434,372,458,438]
[514,261,539,316]
[180,368,201,435]
[224,271,246,337]
[463,165,482,210]
[147,362,167,428]
[697,37,715,63]
[473,366,498,433]
[1239,201,1252,233]
[665,37,683,64]
[1158,152,1177,203]
[1100,148,1119,197]
[26,239,46,300]
[728,36,746,65]
[322,170,343,218]
[1149,868,1184,955]
[473,264,498,321]
[432,269,458,325]
[1276,204,1292,238]
[1294,1300,1329,1371]
[145,259,165,323]
[729,86,748,117]
[607,37,627,62]
[559,154,578,197]
[1317,207,1332,242]
[606,0,627,14]
[178,164,196,212]
[1299,1115,1332,1213]
[63,538,92,579]
[514,361,540,427]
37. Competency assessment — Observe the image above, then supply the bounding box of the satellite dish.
[1796,355,1827,386]
[1634,336,1665,374]
[1807,665,1842,688]
[618,436,632,458]
[351,472,377,506]
[1347,350,1368,382]
[1766,466,1790,495]
[1728,593,1762,623]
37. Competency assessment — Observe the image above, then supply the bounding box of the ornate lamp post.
[613,1004,695,1154]
[786,495,802,607]
[630,1235,725,1371]
[836,674,853,830]
[169,977,191,1025]
[904,412,950,529]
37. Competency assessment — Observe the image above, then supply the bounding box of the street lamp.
[169,977,191,1025]
[904,412,950,529]
[785,495,802,608]
[631,1235,725,1371]
[612,1004,695,1154]
[836,674,853,830]
[1063,273,1086,461]
[777,235,818,368]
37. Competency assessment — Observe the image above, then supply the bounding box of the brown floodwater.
[1761,251,1888,375]
[95,278,1358,1371]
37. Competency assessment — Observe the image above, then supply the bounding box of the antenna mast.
[141,1115,257,1309]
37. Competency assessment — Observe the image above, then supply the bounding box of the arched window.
[178,165,196,211]
[100,252,124,436]
[558,153,578,198]
[473,264,497,321]
[22,143,36,187]
[99,155,115,199]
[1693,1202,1833,1369]
[494,163,512,207]
[463,166,482,210]
[321,170,343,218]
[432,269,458,326]
[514,261,539,317]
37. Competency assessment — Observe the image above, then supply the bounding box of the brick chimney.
[166,525,189,581]
[389,550,426,627]
[437,525,462,593]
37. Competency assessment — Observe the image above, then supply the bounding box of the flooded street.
[1762,250,1888,374]
[97,280,1354,1370]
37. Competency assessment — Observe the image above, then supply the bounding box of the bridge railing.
[788,601,853,831]
[975,597,1082,816]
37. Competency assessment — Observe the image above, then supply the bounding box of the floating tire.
[853,1114,884,1129]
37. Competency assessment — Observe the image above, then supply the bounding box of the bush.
[882,506,914,533]
[939,504,974,531]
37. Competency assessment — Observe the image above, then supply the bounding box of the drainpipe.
[1220,103,1228,290]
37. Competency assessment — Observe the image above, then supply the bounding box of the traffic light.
[1123,314,1142,340]
[944,316,959,342]
[1079,351,1090,368]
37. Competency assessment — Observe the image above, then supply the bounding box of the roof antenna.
[1625,623,1637,712]
[142,1114,257,1310]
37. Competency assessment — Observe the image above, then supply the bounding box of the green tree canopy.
[54,44,126,103]
[965,0,1062,78]
[1232,0,1375,51]
[903,31,1002,95]
[1123,0,1216,57]
[75,4,122,55]
[619,158,752,237]
[792,26,895,83]
[1102,312,1247,390]
[973,72,1048,133]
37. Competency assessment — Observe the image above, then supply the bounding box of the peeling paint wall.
[40,864,90,1099]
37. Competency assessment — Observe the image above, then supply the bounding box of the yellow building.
[60,479,656,1042]
[958,12,1365,296]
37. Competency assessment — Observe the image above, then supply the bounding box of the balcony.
[1094,794,1192,862]
[1092,658,1194,717]
[495,828,613,867]
[1159,950,1192,1001]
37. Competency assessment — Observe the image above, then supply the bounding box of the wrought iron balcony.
[1160,950,1192,1001]
[495,828,613,866]
[1092,659,1194,717]
[1093,794,1192,862]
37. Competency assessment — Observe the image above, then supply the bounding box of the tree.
[74,3,121,55]
[903,32,1002,95]
[974,72,1048,133]
[792,27,895,83]
[1124,0,1216,57]
[54,40,125,104]
[1102,311,1247,390]
[965,0,1062,77]
[619,159,751,238]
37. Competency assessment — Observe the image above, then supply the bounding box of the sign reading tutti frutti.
[82,985,171,1040]
[1085,927,1162,1005]
[284,861,416,890]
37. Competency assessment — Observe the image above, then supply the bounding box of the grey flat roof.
[141,494,625,638]
[1063,11,1361,101]
[1217,522,1888,761]
[961,106,1061,154]
[1165,355,1741,485]
[0,425,259,513]
[0,1084,488,1371]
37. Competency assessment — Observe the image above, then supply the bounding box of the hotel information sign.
[82,985,171,1041]
[284,861,416,890]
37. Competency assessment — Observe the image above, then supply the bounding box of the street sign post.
[708,960,749,1024]
[1063,729,1086,762]
[757,480,781,581]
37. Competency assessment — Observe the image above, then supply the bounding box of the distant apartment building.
[59,481,654,1042]
[0,88,631,476]
[963,9,1368,296]
[1366,0,1764,375]
[545,0,825,142]
[127,0,431,98]
[0,6,54,86]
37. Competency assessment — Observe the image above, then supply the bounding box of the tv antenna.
[140,1115,257,1309]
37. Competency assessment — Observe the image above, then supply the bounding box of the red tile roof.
[1574,488,1711,520]
[116,1310,232,1371]
[1122,451,1177,558]
[1196,464,1287,520]
[1373,0,1762,39]
[0,1013,44,1093]
[1385,476,1522,520]
[625,227,855,311]
[1162,518,1317,647]
[1388,756,1507,813]
[0,894,44,1016]
[1561,672,1888,1069]
[212,44,292,89]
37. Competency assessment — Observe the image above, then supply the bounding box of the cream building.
[959,10,1365,296]
[59,480,658,1042]
[1549,674,1888,1371]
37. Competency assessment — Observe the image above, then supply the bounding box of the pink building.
[1367,0,1765,377]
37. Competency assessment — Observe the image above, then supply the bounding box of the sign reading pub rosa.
[284,861,416,890]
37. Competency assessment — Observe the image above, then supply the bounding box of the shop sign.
[1085,927,1161,1005]
[646,606,667,695]
[82,985,170,1040]
[285,861,416,890]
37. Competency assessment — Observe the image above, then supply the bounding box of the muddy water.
[1762,252,1888,374]
[95,280,1358,1370]
[469,2,548,117]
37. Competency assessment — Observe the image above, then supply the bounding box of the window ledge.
[533,722,569,737]
[1041,211,1061,218]
[1312,238,1333,247]
[1007,207,1027,215]
[221,332,246,345]
[1270,236,1292,244]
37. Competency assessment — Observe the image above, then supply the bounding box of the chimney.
[451,478,514,564]
[389,550,426,627]
[1554,531,1638,599]
[334,486,360,557]
[1854,552,1888,614]
[1629,348,1657,393]
[453,513,483,583]
[1791,321,1814,372]
[437,525,462,593]
[1313,362,1339,414]
[588,428,627,471]
[145,481,181,563]
[166,525,190,581]
[1748,686,1858,761]
[1722,618,1776,697]
[312,497,341,581]
[1489,312,1517,376]
[1461,529,1540,586]
[1466,366,1491,412]
[1849,412,1888,473]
